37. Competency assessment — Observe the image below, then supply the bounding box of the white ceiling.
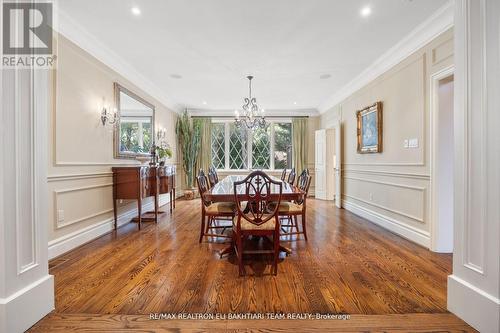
[58,0,447,113]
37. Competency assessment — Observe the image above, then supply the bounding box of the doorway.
[315,120,342,208]
[430,66,454,253]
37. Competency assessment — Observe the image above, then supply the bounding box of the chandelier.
[234,75,266,130]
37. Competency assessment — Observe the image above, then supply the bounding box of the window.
[252,125,271,169]
[273,123,292,169]
[229,123,248,169]
[211,123,225,169]
[211,121,292,170]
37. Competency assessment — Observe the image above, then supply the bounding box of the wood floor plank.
[28,313,477,332]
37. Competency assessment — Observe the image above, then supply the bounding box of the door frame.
[429,64,455,252]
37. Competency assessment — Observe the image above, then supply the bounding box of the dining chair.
[280,169,287,181]
[278,169,312,240]
[196,170,235,243]
[208,166,218,188]
[209,166,219,182]
[287,168,296,185]
[233,171,283,276]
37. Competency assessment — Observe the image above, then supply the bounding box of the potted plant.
[175,110,201,199]
[156,144,173,166]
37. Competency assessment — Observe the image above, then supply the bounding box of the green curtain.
[292,118,307,173]
[194,117,212,174]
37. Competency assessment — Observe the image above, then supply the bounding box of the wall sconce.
[101,106,118,126]
[157,127,166,141]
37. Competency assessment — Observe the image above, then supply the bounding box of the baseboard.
[448,275,500,333]
[342,199,430,248]
[0,275,54,333]
[48,196,170,259]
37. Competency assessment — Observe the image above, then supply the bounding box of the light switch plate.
[409,138,419,148]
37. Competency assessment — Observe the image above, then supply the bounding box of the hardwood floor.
[48,198,452,315]
[29,313,476,332]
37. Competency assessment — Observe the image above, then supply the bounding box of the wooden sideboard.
[112,165,176,230]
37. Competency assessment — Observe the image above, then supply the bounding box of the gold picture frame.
[356,101,383,153]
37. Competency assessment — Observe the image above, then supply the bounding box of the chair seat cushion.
[278,202,303,213]
[237,216,276,230]
[205,202,236,214]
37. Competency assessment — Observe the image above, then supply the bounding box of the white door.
[315,130,327,199]
[333,121,342,208]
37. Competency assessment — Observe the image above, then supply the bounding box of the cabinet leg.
[173,188,176,208]
[113,199,117,230]
[154,194,158,223]
[138,198,142,230]
[170,190,173,213]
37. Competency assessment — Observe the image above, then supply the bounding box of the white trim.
[0,275,54,333]
[318,1,454,113]
[55,7,182,113]
[189,108,319,117]
[48,195,170,259]
[342,199,430,248]
[47,172,113,182]
[429,65,455,253]
[344,169,430,180]
[448,274,500,333]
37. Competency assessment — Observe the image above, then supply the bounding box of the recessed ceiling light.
[360,6,372,17]
[293,102,297,105]
[202,101,207,105]
[170,74,182,79]
[131,6,141,16]
[320,74,331,79]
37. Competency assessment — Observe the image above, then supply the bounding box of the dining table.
[203,174,306,257]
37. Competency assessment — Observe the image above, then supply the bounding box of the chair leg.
[205,216,211,234]
[301,213,308,240]
[199,211,206,243]
[273,232,279,275]
[237,233,245,276]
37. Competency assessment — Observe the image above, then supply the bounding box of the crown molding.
[55,7,183,113]
[188,108,319,117]
[318,1,454,113]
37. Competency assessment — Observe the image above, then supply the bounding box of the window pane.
[211,123,225,169]
[120,121,140,152]
[252,125,271,169]
[274,123,292,169]
[229,124,248,169]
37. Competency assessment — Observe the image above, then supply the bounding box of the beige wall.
[47,35,180,257]
[320,28,454,248]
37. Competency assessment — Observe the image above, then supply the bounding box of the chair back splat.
[208,166,219,187]
[296,169,312,204]
[280,169,287,181]
[287,168,296,185]
[196,170,211,206]
[233,171,282,227]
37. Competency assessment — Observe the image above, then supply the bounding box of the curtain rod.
[191,115,309,119]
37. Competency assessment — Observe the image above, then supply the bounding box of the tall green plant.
[175,111,201,188]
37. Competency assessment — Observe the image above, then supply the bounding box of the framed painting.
[356,102,383,153]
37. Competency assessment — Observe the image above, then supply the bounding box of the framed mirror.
[114,83,155,159]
